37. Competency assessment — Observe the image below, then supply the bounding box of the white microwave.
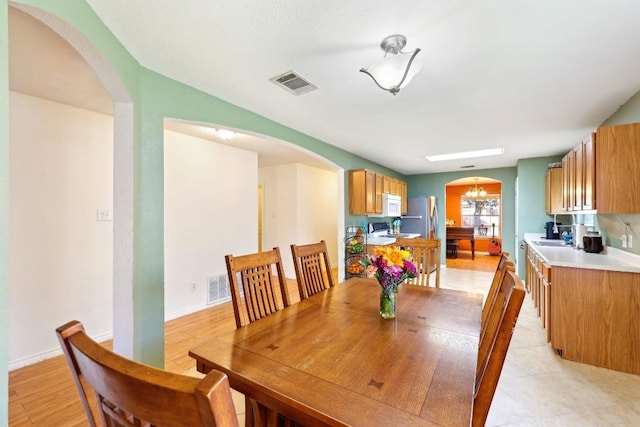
[382,193,402,217]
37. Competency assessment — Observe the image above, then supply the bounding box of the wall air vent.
[269,70,318,95]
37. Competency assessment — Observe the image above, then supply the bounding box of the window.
[461,195,500,237]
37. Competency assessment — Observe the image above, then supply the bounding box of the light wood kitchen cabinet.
[545,168,563,214]
[399,181,407,214]
[596,123,640,213]
[582,133,596,210]
[562,132,596,212]
[349,169,381,215]
[551,266,640,375]
[390,178,399,195]
[525,245,552,342]
[349,169,407,215]
[383,176,391,194]
[562,153,572,211]
[375,173,383,213]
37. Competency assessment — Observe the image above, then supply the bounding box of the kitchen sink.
[534,240,569,247]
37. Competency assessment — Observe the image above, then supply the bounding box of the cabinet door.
[545,168,563,214]
[562,152,576,211]
[573,145,583,211]
[374,173,383,213]
[596,123,640,213]
[383,176,391,194]
[365,170,376,214]
[582,133,596,210]
[399,181,407,214]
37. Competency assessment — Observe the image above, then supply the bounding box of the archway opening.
[444,177,502,272]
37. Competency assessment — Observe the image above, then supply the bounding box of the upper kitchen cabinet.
[545,167,563,214]
[349,169,407,215]
[399,181,407,214]
[596,123,640,213]
[582,133,596,210]
[349,169,381,215]
[562,132,596,212]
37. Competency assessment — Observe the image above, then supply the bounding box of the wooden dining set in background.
[55,238,524,427]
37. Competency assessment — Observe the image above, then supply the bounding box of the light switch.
[97,209,113,221]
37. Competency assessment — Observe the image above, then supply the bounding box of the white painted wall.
[9,92,114,367]
[163,130,258,318]
[8,93,336,369]
[259,164,338,277]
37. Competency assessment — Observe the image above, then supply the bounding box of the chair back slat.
[226,247,290,329]
[481,252,514,333]
[291,240,335,299]
[473,270,525,427]
[56,320,239,427]
[394,237,441,287]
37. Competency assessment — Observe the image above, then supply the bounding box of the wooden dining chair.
[225,247,292,426]
[290,240,335,300]
[394,237,441,287]
[473,269,525,427]
[225,247,291,329]
[481,252,514,332]
[56,320,239,427]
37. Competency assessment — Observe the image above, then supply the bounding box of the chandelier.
[466,178,487,198]
[359,34,422,95]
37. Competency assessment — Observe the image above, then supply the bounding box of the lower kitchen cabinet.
[525,245,552,342]
[526,242,640,375]
[551,267,640,375]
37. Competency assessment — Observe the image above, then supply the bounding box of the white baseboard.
[10,303,230,371]
[9,330,112,372]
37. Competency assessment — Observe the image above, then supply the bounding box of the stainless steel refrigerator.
[400,196,438,239]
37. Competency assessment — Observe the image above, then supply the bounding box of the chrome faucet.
[553,213,558,233]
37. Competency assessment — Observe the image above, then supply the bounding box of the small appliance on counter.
[572,224,588,249]
[583,233,604,253]
[545,221,560,239]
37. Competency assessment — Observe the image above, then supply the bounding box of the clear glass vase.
[379,288,396,319]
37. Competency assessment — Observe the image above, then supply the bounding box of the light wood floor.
[446,250,501,272]
[7,258,500,426]
[10,263,640,426]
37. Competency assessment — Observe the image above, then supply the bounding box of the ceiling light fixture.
[426,148,504,162]
[360,34,422,95]
[216,129,236,140]
[466,178,488,198]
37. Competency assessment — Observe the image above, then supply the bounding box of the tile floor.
[205,267,640,426]
[441,267,640,426]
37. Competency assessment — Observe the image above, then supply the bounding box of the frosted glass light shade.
[361,50,422,95]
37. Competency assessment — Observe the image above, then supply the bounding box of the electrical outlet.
[191,283,197,291]
[96,209,113,221]
[621,234,627,248]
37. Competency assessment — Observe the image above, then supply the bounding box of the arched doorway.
[8,3,136,362]
[444,177,502,271]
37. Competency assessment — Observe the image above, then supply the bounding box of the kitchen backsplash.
[596,214,640,256]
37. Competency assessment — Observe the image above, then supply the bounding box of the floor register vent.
[269,70,318,95]
[207,274,230,305]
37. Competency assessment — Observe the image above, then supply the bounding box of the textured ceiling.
[11,1,640,175]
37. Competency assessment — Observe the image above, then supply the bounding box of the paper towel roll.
[574,224,587,249]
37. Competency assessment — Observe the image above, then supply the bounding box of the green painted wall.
[1,0,9,422]
[515,156,567,276]
[3,0,396,381]
[405,167,518,265]
[601,90,640,126]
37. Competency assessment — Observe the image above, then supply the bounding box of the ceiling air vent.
[460,165,476,169]
[270,70,318,95]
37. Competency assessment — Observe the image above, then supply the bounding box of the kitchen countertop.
[367,233,421,246]
[524,233,640,273]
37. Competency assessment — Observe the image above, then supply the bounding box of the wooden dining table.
[189,277,483,427]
